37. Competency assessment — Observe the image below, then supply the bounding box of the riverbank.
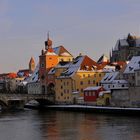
[25,104,140,115]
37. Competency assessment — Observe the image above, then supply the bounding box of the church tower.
[29,57,35,73]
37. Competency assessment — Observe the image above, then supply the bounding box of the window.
[61,93,63,96]
[92,92,95,96]
[88,80,90,84]
[80,81,83,85]
[93,80,95,84]
[67,97,69,99]
[64,82,65,86]
[88,74,90,77]
[99,74,101,77]
[67,82,69,85]
[81,89,83,92]
[61,86,63,89]
[83,74,85,78]
[41,63,44,67]
[89,92,91,96]
[94,74,96,77]
[67,90,69,93]
[96,82,98,86]
[132,76,135,80]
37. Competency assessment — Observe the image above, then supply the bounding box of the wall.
[55,78,73,103]
[73,71,105,97]
[111,89,130,107]
[135,70,140,86]
[27,82,41,94]
[111,87,140,107]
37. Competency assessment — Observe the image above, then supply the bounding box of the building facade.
[55,55,106,104]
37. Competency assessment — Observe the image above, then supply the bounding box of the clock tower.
[39,34,59,94]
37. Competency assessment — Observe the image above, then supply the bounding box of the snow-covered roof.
[101,72,119,83]
[59,55,99,78]
[97,54,109,64]
[124,56,140,74]
[99,91,111,96]
[84,86,102,91]
[48,68,55,75]
[53,47,60,55]
[48,62,71,75]
[102,65,116,72]
[60,56,84,77]
[56,61,71,68]
[53,46,73,57]
[45,52,57,55]
[27,64,39,83]
[60,52,71,57]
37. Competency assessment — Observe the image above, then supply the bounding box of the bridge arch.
[0,100,8,110]
[47,82,55,96]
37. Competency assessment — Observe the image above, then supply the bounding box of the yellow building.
[55,55,106,103]
[96,91,111,106]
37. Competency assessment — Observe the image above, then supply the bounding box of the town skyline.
[1,0,140,73]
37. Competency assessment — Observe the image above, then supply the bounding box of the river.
[0,109,140,140]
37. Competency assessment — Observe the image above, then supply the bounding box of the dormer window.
[129,66,133,71]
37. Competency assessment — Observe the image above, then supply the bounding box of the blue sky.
[1,0,140,73]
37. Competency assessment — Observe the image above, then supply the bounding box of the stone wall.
[111,89,130,107]
[111,87,140,107]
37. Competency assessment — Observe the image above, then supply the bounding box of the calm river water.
[0,109,140,140]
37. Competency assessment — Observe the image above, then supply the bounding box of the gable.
[53,46,73,57]
[80,55,99,70]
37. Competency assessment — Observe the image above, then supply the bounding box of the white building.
[101,72,128,90]
[27,64,42,94]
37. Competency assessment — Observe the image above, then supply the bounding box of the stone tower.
[29,57,35,73]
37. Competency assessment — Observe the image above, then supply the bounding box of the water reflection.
[0,110,140,140]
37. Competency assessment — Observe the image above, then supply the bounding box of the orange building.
[39,35,59,94]
[39,33,73,94]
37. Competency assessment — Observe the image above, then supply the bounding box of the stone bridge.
[0,93,55,110]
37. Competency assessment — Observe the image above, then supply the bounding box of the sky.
[1,0,140,73]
